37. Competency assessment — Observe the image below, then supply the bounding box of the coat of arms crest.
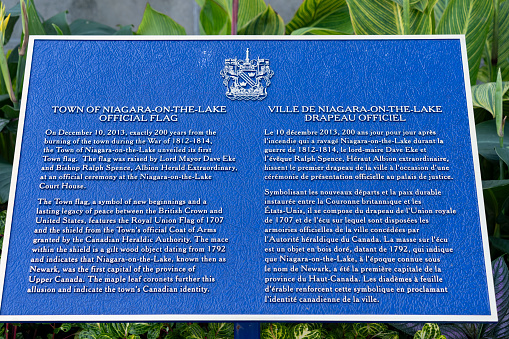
[220,48,274,101]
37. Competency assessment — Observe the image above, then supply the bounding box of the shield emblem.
[221,49,274,101]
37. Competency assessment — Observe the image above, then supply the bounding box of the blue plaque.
[0,37,497,321]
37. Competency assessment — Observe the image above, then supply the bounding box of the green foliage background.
[1,0,509,338]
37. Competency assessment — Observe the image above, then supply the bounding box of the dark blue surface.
[0,38,491,317]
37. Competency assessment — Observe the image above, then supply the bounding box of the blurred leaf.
[483,179,509,190]
[0,105,19,121]
[474,107,493,124]
[477,120,509,161]
[436,0,493,84]
[76,323,144,339]
[0,116,10,131]
[302,324,322,331]
[6,49,18,80]
[52,24,63,35]
[392,0,434,12]
[147,324,164,339]
[59,324,72,332]
[498,196,509,233]
[347,0,403,34]
[262,324,289,339]
[0,95,10,106]
[4,4,20,45]
[238,6,284,35]
[483,180,509,233]
[496,69,505,137]
[0,130,16,164]
[106,324,123,338]
[355,323,398,339]
[26,0,46,35]
[101,324,117,338]
[78,330,97,339]
[471,81,509,117]
[391,322,470,339]
[43,11,70,35]
[483,0,509,82]
[0,160,12,203]
[497,1,509,81]
[478,60,491,84]
[238,0,267,31]
[129,324,152,335]
[378,331,399,339]
[4,119,17,133]
[175,323,190,336]
[323,325,353,339]
[286,0,353,35]
[200,0,231,35]
[483,180,509,212]
[185,324,206,339]
[413,323,446,339]
[497,147,509,167]
[292,324,321,339]
[114,25,134,35]
[0,210,5,251]
[13,49,25,99]
[208,323,233,339]
[291,27,349,35]
[70,19,116,35]
[434,0,450,21]
[441,324,482,339]
[78,323,101,332]
[479,256,509,338]
[346,0,437,35]
[6,3,21,17]
[136,3,186,35]
[491,237,509,253]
